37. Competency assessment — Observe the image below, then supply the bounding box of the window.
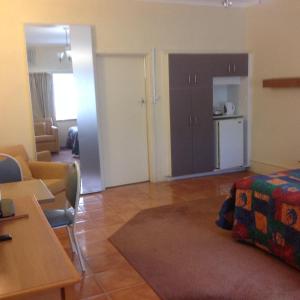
[53,73,78,121]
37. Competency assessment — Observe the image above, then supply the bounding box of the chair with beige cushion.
[34,118,60,153]
[0,145,68,209]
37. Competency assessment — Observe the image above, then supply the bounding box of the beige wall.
[247,0,300,174]
[0,0,247,179]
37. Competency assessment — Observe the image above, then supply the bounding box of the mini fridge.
[215,117,244,170]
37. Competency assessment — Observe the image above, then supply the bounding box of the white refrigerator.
[215,117,244,170]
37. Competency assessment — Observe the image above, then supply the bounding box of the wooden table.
[0,196,80,300]
[0,180,54,203]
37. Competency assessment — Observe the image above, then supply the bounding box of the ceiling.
[25,25,70,46]
[141,0,262,7]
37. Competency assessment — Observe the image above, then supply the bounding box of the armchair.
[34,118,60,153]
[0,145,68,209]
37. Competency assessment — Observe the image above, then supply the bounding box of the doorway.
[24,24,103,194]
[96,55,149,187]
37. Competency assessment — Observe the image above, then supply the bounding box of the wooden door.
[170,88,194,176]
[96,55,149,187]
[191,86,215,173]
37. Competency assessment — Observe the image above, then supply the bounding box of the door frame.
[95,52,156,189]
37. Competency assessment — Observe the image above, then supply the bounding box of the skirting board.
[250,160,298,175]
[167,166,247,181]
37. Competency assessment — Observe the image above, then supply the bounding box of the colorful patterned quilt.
[217,169,300,270]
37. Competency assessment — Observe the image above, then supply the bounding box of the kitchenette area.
[168,53,251,178]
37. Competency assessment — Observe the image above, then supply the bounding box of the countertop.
[213,114,244,120]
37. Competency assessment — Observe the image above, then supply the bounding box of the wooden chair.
[44,161,85,273]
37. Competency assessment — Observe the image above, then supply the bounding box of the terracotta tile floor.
[55,171,251,300]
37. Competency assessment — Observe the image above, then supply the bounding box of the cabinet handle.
[189,115,193,127]
[233,64,236,73]
[228,64,231,73]
[194,74,197,85]
[188,74,191,85]
[194,116,199,126]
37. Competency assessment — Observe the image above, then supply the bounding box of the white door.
[96,55,149,187]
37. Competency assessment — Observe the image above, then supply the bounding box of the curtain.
[29,73,56,124]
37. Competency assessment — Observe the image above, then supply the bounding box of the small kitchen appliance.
[224,102,236,115]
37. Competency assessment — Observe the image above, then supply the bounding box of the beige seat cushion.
[43,179,65,195]
[14,155,33,180]
[36,135,56,143]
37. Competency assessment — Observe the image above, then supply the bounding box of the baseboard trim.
[250,160,295,174]
[166,166,247,181]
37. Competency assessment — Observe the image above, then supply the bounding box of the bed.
[66,126,79,156]
[217,169,300,270]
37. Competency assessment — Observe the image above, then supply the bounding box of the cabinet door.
[191,86,215,173]
[193,54,214,87]
[169,54,196,89]
[213,54,248,77]
[229,54,248,77]
[170,88,193,176]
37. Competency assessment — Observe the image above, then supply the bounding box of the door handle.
[139,98,146,105]
[188,74,191,85]
[194,74,197,85]
[228,64,231,73]
[194,116,199,126]
[233,64,236,73]
[189,115,193,128]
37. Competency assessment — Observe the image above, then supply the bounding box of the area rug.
[110,198,300,300]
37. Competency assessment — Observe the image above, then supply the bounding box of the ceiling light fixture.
[222,0,233,7]
[57,27,72,63]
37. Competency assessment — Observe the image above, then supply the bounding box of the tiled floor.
[55,171,251,300]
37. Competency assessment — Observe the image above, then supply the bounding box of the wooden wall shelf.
[263,77,300,88]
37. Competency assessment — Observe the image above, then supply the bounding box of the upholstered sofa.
[0,144,68,209]
[34,118,60,153]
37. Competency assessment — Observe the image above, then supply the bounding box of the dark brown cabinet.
[170,85,214,176]
[169,55,195,88]
[169,54,214,89]
[169,88,194,176]
[213,54,248,77]
[169,53,248,177]
[191,87,214,173]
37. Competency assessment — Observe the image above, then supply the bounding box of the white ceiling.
[141,0,262,7]
[25,25,70,46]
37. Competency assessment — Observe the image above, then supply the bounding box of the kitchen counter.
[213,114,243,120]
